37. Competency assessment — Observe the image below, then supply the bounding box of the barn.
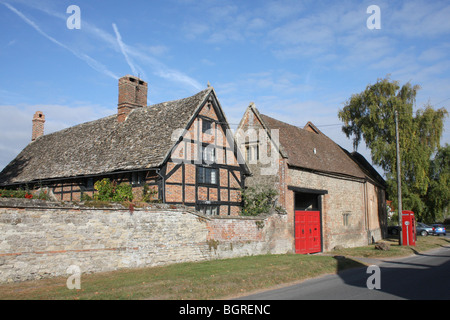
[236,103,387,252]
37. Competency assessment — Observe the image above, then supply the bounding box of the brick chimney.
[117,75,148,122]
[32,111,45,141]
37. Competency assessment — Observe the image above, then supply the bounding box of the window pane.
[197,167,205,184]
[197,167,218,185]
[245,146,251,162]
[210,169,217,184]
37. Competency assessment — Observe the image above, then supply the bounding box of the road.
[238,242,450,300]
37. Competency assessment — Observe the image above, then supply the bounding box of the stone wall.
[0,199,290,283]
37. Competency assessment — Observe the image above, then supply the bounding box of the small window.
[202,145,215,164]
[86,178,94,191]
[245,144,259,162]
[199,205,219,216]
[197,167,218,185]
[132,172,143,186]
[343,212,351,226]
[202,119,212,133]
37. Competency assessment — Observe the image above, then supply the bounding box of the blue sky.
[1,0,449,176]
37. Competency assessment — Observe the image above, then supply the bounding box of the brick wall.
[117,75,148,122]
[31,111,45,142]
[0,199,290,283]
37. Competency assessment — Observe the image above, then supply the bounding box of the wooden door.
[295,210,321,254]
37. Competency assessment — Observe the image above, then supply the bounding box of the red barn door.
[295,210,321,254]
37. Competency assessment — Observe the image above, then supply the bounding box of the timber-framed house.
[0,75,249,216]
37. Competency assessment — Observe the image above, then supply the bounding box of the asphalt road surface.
[238,242,450,300]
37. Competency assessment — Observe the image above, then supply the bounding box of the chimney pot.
[32,111,45,141]
[118,75,148,122]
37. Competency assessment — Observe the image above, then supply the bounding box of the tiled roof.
[0,88,213,185]
[259,114,367,179]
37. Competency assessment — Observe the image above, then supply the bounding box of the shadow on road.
[334,246,450,300]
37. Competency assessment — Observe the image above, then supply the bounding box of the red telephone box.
[401,211,416,246]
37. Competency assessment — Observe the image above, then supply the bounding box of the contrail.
[3,1,203,90]
[112,23,138,76]
[2,2,118,80]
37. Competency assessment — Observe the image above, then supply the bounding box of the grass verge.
[331,235,449,258]
[0,236,448,300]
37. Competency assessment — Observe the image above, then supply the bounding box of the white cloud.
[418,45,450,62]
[386,0,450,38]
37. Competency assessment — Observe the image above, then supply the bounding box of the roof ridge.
[148,87,212,108]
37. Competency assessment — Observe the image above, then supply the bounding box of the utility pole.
[395,110,402,245]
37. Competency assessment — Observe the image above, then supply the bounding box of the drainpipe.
[364,180,370,244]
[156,169,165,203]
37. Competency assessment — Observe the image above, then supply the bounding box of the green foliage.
[142,184,159,202]
[94,178,115,201]
[0,188,50,200]
[93,178,134,202]
[0,189,27,199]
[241,186,278,216]
[338,76,448,221]
[113,183,134,202]
[423,144,450,222]
[37,189,51,200]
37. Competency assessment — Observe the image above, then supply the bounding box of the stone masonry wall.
[0,199,290,283]
[287,169,375,251]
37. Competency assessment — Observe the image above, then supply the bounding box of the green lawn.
[0,235,448,300]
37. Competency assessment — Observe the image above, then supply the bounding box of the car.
[431,224,447,236]
[388,225,400,235]
[416,222,433,236]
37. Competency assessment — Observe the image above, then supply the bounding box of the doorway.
[293,190,324,254]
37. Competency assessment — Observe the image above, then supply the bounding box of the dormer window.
[202,119,212,133]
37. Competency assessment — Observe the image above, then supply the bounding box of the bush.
[94,178,115,201]
[93,178,133,202]
[113,182,133,202]
[241,186,278,216]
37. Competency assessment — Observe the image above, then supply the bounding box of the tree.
[338,76,448,221]
[424,144,450,222]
